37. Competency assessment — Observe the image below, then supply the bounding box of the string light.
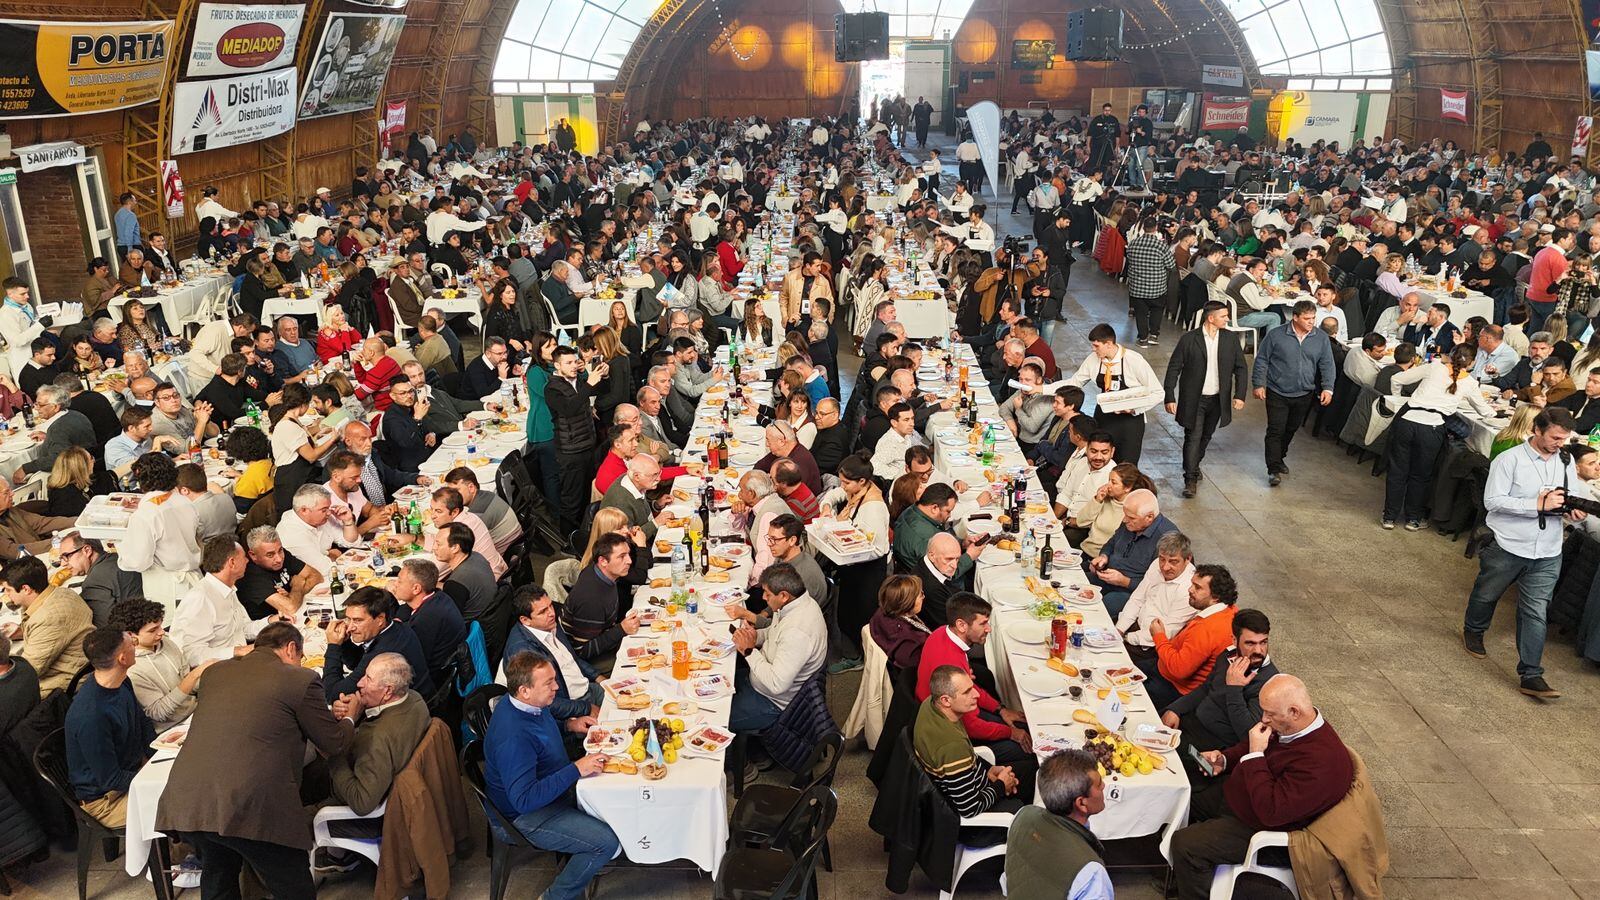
[707,0,759,62]
[1120,21,1214,51]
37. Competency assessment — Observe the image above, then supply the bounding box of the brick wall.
[16,168,88,302]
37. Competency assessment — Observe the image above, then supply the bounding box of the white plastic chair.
[12,472,46,504]
[386,291,412,342]
[429,263,453,285]
[940,745,1016,900]
[1209,831,1296,899]
[311,800,387,870]
[542,292,581,343]
[179,284,231,340]
[543,558,581,607]
[1200,285,1258,355]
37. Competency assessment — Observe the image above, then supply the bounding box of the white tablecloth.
[579,289,640,329]
[109,272,227,327]
[895,298,953,339]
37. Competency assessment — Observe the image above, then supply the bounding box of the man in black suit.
[915,533,975,630]
[322,587,433,702]
[1160,609,1277,771]
[1163,301,1250,498]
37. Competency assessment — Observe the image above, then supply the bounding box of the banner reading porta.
[188,3,305,78]
[170,67,297,155]
[0,18,173,118]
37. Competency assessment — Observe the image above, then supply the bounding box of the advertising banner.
[1440,88,1468,123]
[966,100,1001,201]
[381,99,407,149]
[1200,96,1250,131]
[16,141,86,172]
[1576,117,1593,158]
[1276,91,1361,146]
[0,18,173,118]
[188,3,304,77]
[161,160,185,218]
[171,67,297,155]
[297,12,405,120]
[1201,64,1244,87]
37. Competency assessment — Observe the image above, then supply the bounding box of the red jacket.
[593,450,688,495]
[1222,718,1354,831]
[317,326,362,363]
[354,355,400,411]
[1153,604,1235,694]
[915,627,1008,742]
[716,241,744,286]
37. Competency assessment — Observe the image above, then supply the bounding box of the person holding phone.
[1161,610,1276,775]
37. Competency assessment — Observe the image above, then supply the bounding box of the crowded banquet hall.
[8,0,1600,897]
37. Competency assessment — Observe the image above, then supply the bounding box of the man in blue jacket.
[485,653,617,900]
[323,587,434,702]
[502,587,603,737]
[1251,300,1335,487]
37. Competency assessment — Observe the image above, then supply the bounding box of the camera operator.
[1462,406,1582,699]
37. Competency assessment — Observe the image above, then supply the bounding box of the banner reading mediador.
[171,67,297,155]
[0,18,173,118]
[297,11,405,120]
[188,3,305,78]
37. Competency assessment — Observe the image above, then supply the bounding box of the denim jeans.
[524,440,560,508]
[729,659,783,733]
[1236,310,1280,332]
[505,803,620,900]
[1463,542,1561,679]
[1127,146,1147,189]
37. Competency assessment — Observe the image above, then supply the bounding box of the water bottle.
[372,545,386,571]
[671,541,689,594]
[466,434,478,456]
[686,588,699,617]
[1020,528,1036,570]
[50,534,61,558]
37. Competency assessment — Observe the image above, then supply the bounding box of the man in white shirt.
[729,564,827,733]
[956,137,982,193]
[1064,323,1163,466]
[1115,532,1197,650]
[1311,284,1348,343]
[424,197,487,245]
[1054,427,1116,525]
[871,402,928,481]
[118,452,203,596]
[1373,292,1423,344]
[169,537,271,667]
[276,483,361,577]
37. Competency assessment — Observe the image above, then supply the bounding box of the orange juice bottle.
[671,623,690,680]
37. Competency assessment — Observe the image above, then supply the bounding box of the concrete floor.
[15,137,1600,899]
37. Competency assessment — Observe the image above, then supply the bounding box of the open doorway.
[859,51,904,124]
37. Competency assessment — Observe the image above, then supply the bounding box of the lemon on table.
[1138,760,1153,775]
[664,748,678,764]
[630,747,647,763]
[672,718,685,732]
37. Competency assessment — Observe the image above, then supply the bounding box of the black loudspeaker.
[835,12,890,62]
[1065,9,1123,61]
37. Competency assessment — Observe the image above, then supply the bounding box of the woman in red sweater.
[316,305,363,363]
[715,226,744,287]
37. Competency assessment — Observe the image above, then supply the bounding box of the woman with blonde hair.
[1491,402,1540,459]
[44,447,114,518]
[576,507,650,584]
[607,300,641,357]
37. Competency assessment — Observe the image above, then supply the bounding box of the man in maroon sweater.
[1169,674,1354,900]
[915,592,1033,764]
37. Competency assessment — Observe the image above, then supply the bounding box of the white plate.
[979,546,1016,566]
[1015,664,1067,698]
[418,457,452,475]
[1006,619,1050,645]
[991,585,1035,609]
[442,432,471,447]
[967,519,1000,537]
[1082,628,1120,649]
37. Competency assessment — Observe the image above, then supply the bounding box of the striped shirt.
[1124,232,1175,300]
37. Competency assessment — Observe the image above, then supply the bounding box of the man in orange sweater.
[1136,564,1238,709]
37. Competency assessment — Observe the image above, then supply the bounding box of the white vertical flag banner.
[967,100,1002,201]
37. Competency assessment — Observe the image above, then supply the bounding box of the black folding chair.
[33,729,126,900]
[713,785,837,900]
[729,733,843,872]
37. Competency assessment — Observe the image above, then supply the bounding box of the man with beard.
[1160,609,1276,765]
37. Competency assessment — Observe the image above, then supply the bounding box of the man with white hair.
[276,484,360,577]
[322,652,431,817]
[753,421,822,493]
[646,365,695,437]
[739,470,792,582]
[599,454,673,543]
[613,401,673,462]
[1169,675,1354,900]
[1087,489,1177,618]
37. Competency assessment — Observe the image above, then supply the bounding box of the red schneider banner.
[1200,95,1250,131]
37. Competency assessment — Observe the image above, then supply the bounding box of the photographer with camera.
[1462,406,1582,699]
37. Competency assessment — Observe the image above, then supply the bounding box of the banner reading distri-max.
[0,18,173,118]
[170,67,297,155]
